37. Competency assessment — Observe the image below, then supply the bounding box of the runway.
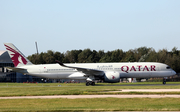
[1,89,180,99]
[116,89,180,92]
[1,95,180,99]
[96,84,180,86]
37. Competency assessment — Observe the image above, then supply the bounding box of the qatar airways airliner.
[4,43,176,86]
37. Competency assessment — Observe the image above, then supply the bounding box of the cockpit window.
[166,66,171,69]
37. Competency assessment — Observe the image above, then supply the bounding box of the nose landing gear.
[163,77,166,85]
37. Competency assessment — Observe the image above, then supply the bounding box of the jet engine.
[103,71,120,83]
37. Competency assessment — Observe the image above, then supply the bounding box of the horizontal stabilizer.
[5,67,27,74]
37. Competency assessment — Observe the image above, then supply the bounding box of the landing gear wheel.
[86,81,95,86]
[163,78,166,85]
[163,81,166,85]
[92,82,95,86]
[86,82,90,86]
[86,76,95,86]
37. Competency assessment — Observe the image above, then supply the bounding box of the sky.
[0,0,180,56]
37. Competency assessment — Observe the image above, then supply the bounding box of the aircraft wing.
[5,67,28,73]
[56,60,104,76]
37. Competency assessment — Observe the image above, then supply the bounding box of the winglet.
[56,60,65,67]
[56,60,76,69]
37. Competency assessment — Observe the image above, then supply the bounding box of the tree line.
[27,47,180,73]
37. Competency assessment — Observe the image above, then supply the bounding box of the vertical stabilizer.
[4,43,33,67]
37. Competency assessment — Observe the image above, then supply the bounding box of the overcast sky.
[0,0,180,56]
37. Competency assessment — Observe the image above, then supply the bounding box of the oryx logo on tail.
[4,44,28,67]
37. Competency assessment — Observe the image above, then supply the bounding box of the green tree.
[123,50,136,62]
[78,49,92,63]
[99,51,113,62]
[42,50,55,64]
[54,51,64,63]
[111,49,124,62]
[87,50,100,63]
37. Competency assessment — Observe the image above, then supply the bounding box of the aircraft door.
[39,66,47,73]
[43,67,47,73]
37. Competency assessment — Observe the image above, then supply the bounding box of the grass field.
[0,98,180,111]
[0,82,180,96]
[0,82,180,111]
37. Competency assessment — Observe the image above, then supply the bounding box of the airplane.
[4,43,176,86]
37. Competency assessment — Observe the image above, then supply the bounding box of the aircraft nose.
[172,70,176,75]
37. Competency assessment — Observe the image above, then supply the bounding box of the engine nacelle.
[104,71,120,83]
[68,72,86,80]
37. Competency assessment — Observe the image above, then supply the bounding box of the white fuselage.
[18,62,176,80]
[4,43,176,83]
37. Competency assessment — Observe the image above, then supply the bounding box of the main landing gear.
[86,81,95,86]
[86,76,95,86]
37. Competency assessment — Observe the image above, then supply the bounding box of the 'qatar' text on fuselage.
[121,65,156,73]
